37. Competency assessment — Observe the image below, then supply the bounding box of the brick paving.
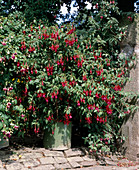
[0,147,138,170]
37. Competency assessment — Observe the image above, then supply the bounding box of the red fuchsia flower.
[20,67,26,72]
[69,80,76,87]
[101,77,105,81]
[77,44,79,49]
[96,116,107,123]
[73,55,79,61]
[31,69,33,74]
[28,46,35,52]
[27,105,32,110]
[23,87,28,96]
[6,132,11,138]
[100,16,103,19]
[85,117,92,124]
[87,104,91,110]
[28,34,31,38]
[7,102,11,108]
[64,113,72,125]
[3,88,7,91]
[114,85,121,91]
[34,127,39,134]
[59,57,64,66]
[61,81,67,87]
[77,61,81,67]
[1,42,6,46]
[20,41,26,51]
[37,91,43,98]
[101,95,107,101]
[96,69,103,76]
[127,16,132,21]
[95,106,99,112]
[94,55,97,60]
[51,93,54,99]
[51,91,58,99]
[95,93,99,99]
[42,80,44,86]
[65,38,75,46]
[11,54,15,60]
[14,125,19,130]
[80,97,85,104]
[67,27,75,35]
[21,114,25,117]
[30,25,33,32]
[50,44,59,52]
[17,61,20,67]
[106,98,112,105]
[87,104,94,110]
[47,72,50,76]
[110,1,115,4]
[89,90,92,96]
[8,87,13,91]
[46,115,54,121]
[56,61,60,66]
[83,90,88,96]
[106,105,112,114]
[28,76,31,81]
[124,110,130,114]
[117,70,125,77]
[0,57,3,62]
[32,106,35,111]
[77,100,80,106]
[83,75,87,81]
[77,58,84,67]
[51,31,59,40]
[35,69,37,74]
[43,33,49,39]
[42,93,46,98]
[16,97,22,104]
[95,3,98,9]
[22,30,26,34]
[45,97,49,103]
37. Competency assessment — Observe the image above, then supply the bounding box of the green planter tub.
[43,122,72,150]
[0,135,9,149]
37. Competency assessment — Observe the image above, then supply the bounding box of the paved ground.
[0,147,138,170]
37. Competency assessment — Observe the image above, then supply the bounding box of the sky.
[57,0,92,24]
[57,0,138,24]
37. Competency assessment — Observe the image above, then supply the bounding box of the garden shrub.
[0,1,137,153]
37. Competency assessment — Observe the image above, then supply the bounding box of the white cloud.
[57,1,92,24]
[70,0,79,14]
[85,1,92,10]
[60,3,68,15]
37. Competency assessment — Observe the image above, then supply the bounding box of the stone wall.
[121,14,139,161]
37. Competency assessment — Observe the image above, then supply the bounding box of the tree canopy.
[0,0,136,24]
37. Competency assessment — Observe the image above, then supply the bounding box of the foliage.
[0,0,61,24]
[0,1,137,153]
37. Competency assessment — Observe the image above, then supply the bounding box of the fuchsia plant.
[0,0,137,153]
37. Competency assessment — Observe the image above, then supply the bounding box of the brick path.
[0,147,138,170]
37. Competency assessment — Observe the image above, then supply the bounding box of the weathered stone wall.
[121,14,139,161]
